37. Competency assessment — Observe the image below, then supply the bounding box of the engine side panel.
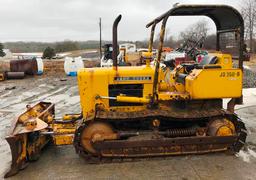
[77,66,155,120]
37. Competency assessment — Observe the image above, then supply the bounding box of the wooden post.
[99,18,102,59]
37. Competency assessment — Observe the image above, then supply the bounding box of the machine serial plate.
[114,76,152,81]
[219,71,240,77]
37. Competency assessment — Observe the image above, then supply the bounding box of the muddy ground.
[0,74,256,180]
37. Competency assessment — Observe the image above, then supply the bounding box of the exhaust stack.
[112,14,122,71]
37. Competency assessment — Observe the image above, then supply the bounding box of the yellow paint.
[18,103,52,124]
[186,68,242,99]
[77,52,242,121]
[216,119,235,136]
[18,134,27,163]
[210,53,233,69]
[39,124,76,146]
[24,118,37,130]
[158,91,190,101]
[27,135,48,158]
[117,96,150,103]
[62,114,81,120]
[0,73,5,81]
[217,126,233,136]
[224,118,235,132]
[53,134,74,145]
[77,66,155,120]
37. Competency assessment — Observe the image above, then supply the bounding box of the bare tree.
[179,20,209,41]
[241,0,256,53]
[151,20,209,49]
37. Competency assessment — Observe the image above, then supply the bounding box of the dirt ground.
[1,74,256,180]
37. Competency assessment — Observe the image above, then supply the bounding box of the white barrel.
[64,57,84,76]
[36,58,44,75]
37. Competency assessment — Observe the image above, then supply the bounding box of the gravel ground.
[0,75,80,178]
[243,66,256,88]
[233,62,256,88]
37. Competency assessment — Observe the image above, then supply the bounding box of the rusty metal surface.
[93,136,237,157]
[5,102,55,178]
[96,108,224,120]
[7,102,54,135]
[160,127,197,137]
[10,59,38,75]
[96,100,224,120]
[94,136,237,149]
[75,110,247,162]
[6,72,25,79]
[148,23,156,52]
[151,17,168,107]
[4,136,24,178]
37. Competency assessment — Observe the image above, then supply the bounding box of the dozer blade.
[5,102,55,178]
[5,136,25,178]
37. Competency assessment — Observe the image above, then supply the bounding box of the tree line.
[3,40,100,53]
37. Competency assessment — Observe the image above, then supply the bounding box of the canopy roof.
[146,4,244,32]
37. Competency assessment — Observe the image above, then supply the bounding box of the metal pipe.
[40,131,54,135]
[146,8,172,28]
[54,119,77,124]
[99,96,117,100]
[117,96,150,104]
[99,17,102,59]
[148,22,156,52]
[6,72,25,79]
[118,132,140,139]
[151,16,169,106]
[112,14,122,71]
[99,96,150,103]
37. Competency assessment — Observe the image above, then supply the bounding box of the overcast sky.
[0,0,243,42]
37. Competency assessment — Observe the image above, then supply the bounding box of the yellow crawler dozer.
[5,4,247,178]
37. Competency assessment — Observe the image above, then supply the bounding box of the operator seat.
[177,55,218,84]
[183,55,218,73]
[199,55,218,65]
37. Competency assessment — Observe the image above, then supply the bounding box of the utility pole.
[99,17,102,59]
